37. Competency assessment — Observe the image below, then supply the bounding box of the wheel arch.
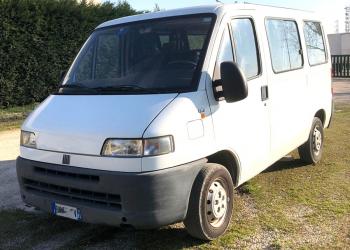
[206,150,241,187]
[314,109,326,126]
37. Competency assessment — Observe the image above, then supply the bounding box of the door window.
[230,18,260,79]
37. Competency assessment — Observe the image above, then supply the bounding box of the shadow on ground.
[263,158,309,173]
[0,209,206,250]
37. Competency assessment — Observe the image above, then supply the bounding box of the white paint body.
[21,4,332,186]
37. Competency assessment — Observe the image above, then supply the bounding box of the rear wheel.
[184,163,234,240]
[298,117,324,164]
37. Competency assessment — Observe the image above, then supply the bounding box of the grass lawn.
[0,104,37,131]
[0,105,349,249]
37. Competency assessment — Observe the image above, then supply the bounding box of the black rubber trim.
[327,99,334,128]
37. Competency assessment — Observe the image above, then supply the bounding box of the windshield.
[60,14,215,94]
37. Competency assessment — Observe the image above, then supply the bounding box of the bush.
[0,0,136,107]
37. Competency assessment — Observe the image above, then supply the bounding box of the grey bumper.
[16,157,205,229]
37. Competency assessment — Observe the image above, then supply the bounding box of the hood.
[22,94,177,155]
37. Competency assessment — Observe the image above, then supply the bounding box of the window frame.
[229,16,262,81]
[264,17,304,74]
[303,20,328,67]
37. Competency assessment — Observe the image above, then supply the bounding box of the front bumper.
[16,157,205,229]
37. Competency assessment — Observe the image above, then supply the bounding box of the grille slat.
[34,167,99,182]
[23,178,121,210]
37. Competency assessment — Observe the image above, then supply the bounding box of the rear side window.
[230,18,260,79]
[303,21,326,65]
[266,19,303,73]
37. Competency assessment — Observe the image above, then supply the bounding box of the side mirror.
[220,61,248,103]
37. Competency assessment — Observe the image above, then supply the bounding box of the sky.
[103,0,350,34]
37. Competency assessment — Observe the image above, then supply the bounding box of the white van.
[17,3,333,240]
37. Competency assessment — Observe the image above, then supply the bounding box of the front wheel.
[184,163,234,240]
[298,117,324,164]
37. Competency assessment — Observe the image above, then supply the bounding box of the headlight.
[143,136,174,156]
[101,136,174,157]
[101,139,143,157]
[20,131,37,148]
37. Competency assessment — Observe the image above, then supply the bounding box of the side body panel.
[205,6,332,186]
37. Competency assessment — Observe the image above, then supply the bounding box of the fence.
[332,55,350,78]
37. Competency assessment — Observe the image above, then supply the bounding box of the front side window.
[61,14,215,94]
[304,21,326,65]
[230,18,260,79]
[266,19,303,73]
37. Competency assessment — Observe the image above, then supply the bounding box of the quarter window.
[266,19,303,73]
[303,21,326,65]
[230,18,260,78]
[213,28,234,81]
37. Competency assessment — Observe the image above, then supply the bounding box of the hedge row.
[0,0,136,107]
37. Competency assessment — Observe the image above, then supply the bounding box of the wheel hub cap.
[313,126,322,154]
[206,180,228,227]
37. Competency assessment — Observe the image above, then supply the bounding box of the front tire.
[298,117,324,164]
[184,163,234,240]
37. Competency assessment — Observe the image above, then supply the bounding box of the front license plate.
[51,202,81,220]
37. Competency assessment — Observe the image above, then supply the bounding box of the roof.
[96,3,316,29]
[96,4,221,29]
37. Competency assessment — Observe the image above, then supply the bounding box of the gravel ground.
[0,160,23,209]
[0,129,20,161]
[0,130,24,209]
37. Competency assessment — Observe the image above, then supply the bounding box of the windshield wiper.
[58,83,99,93]
[59,83,93,90]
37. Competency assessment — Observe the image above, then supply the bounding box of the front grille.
[34,166,99,182]
[23,178,121,210]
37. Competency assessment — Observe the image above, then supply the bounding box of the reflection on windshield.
[61,15,215,94]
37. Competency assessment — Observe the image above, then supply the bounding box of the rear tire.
[184,163,234,240]
[298,117,324,164]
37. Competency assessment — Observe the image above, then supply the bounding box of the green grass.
[0,104,37,131]
[0,105,349,249]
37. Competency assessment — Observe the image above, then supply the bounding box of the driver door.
[209,17,271,182]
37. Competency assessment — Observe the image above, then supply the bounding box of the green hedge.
[0,0,136,107]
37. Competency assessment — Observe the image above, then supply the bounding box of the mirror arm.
[213,79,224,101]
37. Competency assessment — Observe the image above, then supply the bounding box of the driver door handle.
[261,85,269,101]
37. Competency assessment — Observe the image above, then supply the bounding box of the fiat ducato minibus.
[17,3,333,240]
